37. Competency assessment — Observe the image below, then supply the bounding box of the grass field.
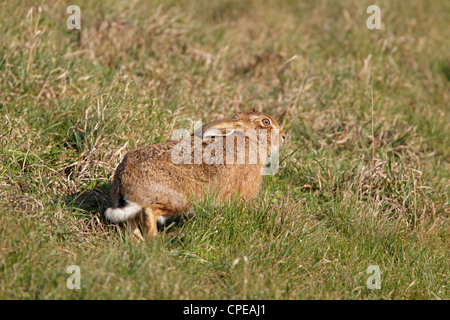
[0,0,449,299]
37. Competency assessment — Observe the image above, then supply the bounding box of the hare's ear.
[203,128,235,138]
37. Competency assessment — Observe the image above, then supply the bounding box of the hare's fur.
[105,109,285,239]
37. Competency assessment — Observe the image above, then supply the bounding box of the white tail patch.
[104,201,142,223]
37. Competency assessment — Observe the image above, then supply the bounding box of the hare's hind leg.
[127,214,144,242]
[143,204,171,239]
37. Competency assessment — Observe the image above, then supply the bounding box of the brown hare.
[105,109,286,240]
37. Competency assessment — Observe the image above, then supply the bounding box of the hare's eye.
[262,118,271,126]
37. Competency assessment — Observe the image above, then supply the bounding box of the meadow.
[0,0,448,299]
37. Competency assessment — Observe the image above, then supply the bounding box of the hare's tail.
[104,201,142,223]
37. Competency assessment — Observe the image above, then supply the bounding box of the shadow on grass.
[60,181,112,225]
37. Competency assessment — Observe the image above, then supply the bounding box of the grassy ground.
[0,0,449,299]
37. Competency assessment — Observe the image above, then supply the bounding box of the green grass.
[0,0,448,299]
